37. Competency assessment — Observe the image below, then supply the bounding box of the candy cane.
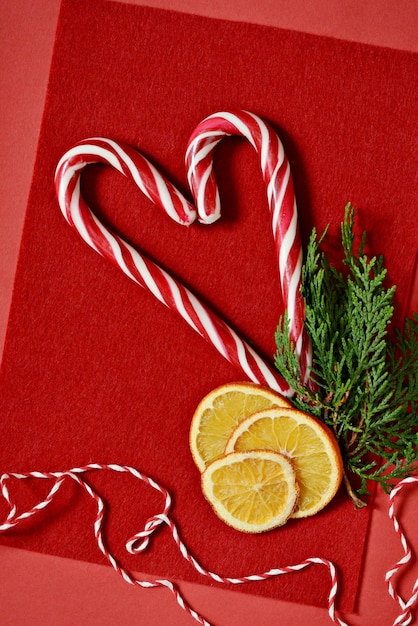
[55,136,292,395]
[0,463,347,626]
[186,110,311,384]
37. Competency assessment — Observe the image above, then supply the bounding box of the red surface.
[0,1,416,623]
[126,0,418,52]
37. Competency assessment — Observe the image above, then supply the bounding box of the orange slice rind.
[201,450,299,533]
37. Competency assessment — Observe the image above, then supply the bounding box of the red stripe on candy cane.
[54,135,291,395]
[185,111,311,384]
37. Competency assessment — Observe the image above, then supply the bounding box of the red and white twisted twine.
[0,464,343,625]
[2,112,415,623]
[385,476,418,626]
[1,465,416,625]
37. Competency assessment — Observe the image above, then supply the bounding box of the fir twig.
[274,204,418,507]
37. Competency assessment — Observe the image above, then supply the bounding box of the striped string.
[1,464,416,625]
[385,476,418,626]
[0,463,345,625]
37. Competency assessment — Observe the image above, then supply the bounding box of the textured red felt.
[0,0,416,612]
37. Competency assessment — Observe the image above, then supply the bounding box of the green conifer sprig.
[274,204,418,508]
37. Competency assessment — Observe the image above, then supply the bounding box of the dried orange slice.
[201,450,299,532]
[225,408,343,518]
[190,382,292,471]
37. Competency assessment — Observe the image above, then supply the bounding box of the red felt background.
[0,0,416,613]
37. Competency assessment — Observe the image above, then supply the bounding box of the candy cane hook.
[186,110,311,383]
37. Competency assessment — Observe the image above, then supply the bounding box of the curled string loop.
[126,513,170,555]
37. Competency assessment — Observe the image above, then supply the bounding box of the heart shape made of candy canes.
[55,110,311,396]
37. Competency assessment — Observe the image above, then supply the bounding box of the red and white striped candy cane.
[186,111,311,384]
[55,137,292,395]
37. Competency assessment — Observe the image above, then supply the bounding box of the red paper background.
[0,0,416,615]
